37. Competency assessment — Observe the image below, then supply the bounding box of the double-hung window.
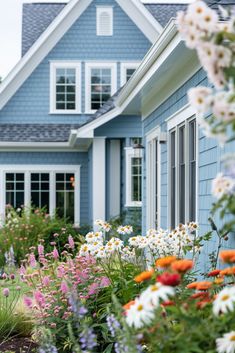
[125,146,143,207]
[120,63,140,86]
[0,166,80,226]
[50,62,81,113]
[85,63,117,113]
[169,115,197,228]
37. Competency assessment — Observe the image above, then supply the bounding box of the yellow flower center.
[151,285,160,292]
[137,304,143,311]
[204,15,211,22]
[230,336,235,342]
[196,7,203,13]
[221,295,230,301]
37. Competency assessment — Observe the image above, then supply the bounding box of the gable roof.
[21,2,188,55]
[0,0,161,111]
[22,3,66,56]
[144,4,188,27]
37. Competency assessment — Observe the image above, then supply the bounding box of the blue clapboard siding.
[143,67,235,272]
[95,115,142,138]
[0,0,150,124]
[0,152,90,225]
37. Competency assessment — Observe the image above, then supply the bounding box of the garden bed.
[0,337,37,353]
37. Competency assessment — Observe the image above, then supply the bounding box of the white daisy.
[212,173,235,199]
[141,283,175,307]
[213,286,235,316]
[126,297,155,329]
[79,244,91,257]
[216,331,235,353]
[117,225,133,235]
[188,86,213,114]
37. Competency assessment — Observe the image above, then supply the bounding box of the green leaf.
[103,343,114,353]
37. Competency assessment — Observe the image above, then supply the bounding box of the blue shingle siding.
[0,0,151,125]
[0,152,89,225]
[95,115,142,138]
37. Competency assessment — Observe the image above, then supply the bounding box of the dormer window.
[96,7,113,36]
[50,62,81,114]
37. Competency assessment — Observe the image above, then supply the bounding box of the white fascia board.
[117,0,162,43]
[0,0,92,110]
[0,142,88,152]
[116,20,178,107]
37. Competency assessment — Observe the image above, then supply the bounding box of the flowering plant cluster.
[0,205,79,266]
[177,1,235,233]
[109,250,235,353]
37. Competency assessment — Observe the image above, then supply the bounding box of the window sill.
[49,110,82,115]
[125,203,142,208]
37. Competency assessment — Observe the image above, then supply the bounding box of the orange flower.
[219,250,235,263]
[134,269,154,283]
[123,300,135,311]
[155,256,177,268]
[207,269,221,277]
[220,267,235,276]
[187,282,198,289]
[196,281,212,291]
[196,299,211,309]
[214,277,224,285]
[171,259,194,273]
[190,292,209,300]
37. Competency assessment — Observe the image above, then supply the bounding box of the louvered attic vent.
[96,7,113,36]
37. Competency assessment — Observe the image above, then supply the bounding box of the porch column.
[109,140,120,218]
[93,138,106,226]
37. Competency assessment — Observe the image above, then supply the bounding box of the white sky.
[0,0,191,80]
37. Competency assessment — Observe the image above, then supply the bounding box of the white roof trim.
[117,0,162,41]
[0,0,161,110]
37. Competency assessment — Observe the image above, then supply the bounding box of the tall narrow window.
[131,157,142,203]
[170,131,176,228]
[56,173,75,222]
[179,125,185,224]
[97,7,113,36]
[6,173,25,209]
[155,141,158,227]
[31,173,50,211]
[189,119,196,222]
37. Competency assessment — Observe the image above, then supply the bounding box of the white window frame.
[167,104,198,228]
[96,6,113,36]
[85,62,117,114]
[0,165,80,227]
[50,61,81,114]
[120,62,140,86]
[125,147,143,208]
[146,126,162,230]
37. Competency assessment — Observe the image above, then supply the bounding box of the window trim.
[96,6,113,36]
[146,126,162,230]
[125,147,143,208]
[50,61,81,114]
[167,106,198,229]
[120,62,140,86]
[0,165,80,227]
[85,62,117,114]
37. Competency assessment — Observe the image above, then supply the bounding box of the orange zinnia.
[134,269,154,283]
[195,281,212,291]
[171,259,194,273]
[123,300,135,311]
[187,282,198,289]
[207,269,221,277]
[219,250,235,263]
[155,256,177,268]
[220,266,235,276]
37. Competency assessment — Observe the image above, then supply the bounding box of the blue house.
[0,0,234,271]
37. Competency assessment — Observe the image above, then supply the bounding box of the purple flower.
[106,314,120,337]
[79,328,97,351]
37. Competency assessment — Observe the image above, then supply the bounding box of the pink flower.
[53,233,59,238]
[19,265,26,276]
[42,276,50,287]
[38,244,44,256]
[88,282,99,296]
[24,296,33,308]
[10,274,15,280]
[57,266,65,278]
[29,253,37,268]
[34,290,45,307]
[60,281,69,294]
[68,235,75,249]
[2,273,7,280]
[3,288,9,297]
[52,247,59,260]
[100,277,111,288]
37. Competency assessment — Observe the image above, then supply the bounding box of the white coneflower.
[141,283,175,307]
[188,86,213,114]
[213,286,235,316]
[216,331,235,353]
[126,297,154,329]
[212,173,235,200]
